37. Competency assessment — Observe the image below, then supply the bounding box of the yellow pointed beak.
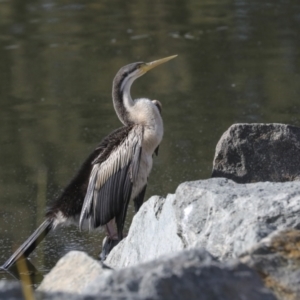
[141,55,177,73]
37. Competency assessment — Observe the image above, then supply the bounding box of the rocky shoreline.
[2,123,300,300]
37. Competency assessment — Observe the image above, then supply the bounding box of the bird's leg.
[99,219,120,261]
[105,219,118,240]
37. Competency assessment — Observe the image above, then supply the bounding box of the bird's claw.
[99,236,120,261]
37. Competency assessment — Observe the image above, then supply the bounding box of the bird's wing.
[46,126,133,220]
[79,125,143,233]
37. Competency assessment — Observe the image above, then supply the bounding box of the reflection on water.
[1,0,300,278]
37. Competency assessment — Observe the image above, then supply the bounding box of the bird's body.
[2,55,176,270]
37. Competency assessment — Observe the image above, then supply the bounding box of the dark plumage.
[79,125,143,237]
[46,126,134,220]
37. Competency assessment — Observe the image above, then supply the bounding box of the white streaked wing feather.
[79,126,143,230]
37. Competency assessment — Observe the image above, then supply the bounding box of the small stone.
[38,251,112,294]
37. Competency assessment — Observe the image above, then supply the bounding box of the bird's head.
[112,55,177,125]
[115,55,177,90]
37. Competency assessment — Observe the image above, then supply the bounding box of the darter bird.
[2,55,177,269]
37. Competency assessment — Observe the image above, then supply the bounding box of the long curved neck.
[112,73,136,126]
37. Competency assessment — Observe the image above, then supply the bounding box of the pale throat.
[121,76,136,111]
[120,76,164,138]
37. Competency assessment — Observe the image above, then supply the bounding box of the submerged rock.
[85,248,276,300]
[106,178,300,268]
[212,123,300,183]
[241,229,300,300]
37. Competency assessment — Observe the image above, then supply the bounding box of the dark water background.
[1,0,300,278]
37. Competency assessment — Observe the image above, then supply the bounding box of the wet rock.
[86,248,276,300]
[0,281,23,300]
[241,229,300,300]
[38,251,112,294]
[106,178,300,268]
[212,123,300,183]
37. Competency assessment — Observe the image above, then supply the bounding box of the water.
[1,0,300,281]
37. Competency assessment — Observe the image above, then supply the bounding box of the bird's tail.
[2,218,53,270]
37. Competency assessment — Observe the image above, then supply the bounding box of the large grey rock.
[241,229,300,300]
[212,123,300,183]
[86,248,276,300]
[106,194,182,268]
[106,178,300,268]
[38,251,112,294]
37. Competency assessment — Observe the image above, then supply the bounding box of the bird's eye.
[152,100,162,114]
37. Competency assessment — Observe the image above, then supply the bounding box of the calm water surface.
[1,0,300,277]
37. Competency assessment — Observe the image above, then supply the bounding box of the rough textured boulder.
[212,123,300,183]
[241,229,300,300]
[38,251,112,294]
[106,178,300,268]
[85,248,276,300]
